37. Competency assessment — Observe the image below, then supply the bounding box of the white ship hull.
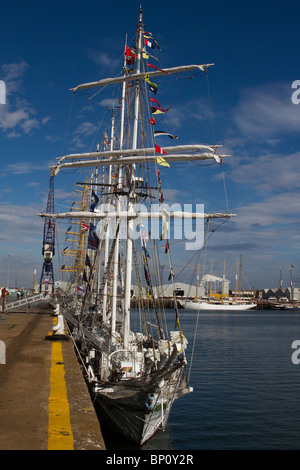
[183,300,257,311]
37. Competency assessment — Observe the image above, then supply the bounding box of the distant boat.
[268,301,300,311]
[182,300,257,311]
[182,259,256,311]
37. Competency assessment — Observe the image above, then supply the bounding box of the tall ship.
[182,260,257,311]
[39,8,234,445]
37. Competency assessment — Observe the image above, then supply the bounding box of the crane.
[39,170,55,293]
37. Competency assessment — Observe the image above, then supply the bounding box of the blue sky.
[0,0,300,290]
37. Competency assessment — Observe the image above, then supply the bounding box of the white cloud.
[0,203,43,243]
[41,116,51,125]
[1,61,29,82]
[99,98,120,108]
[69,121,99,149]
[90,51,119,69]
[229,151,300,192]
[162,188,181,202]
[163,98,209,130]
[0,61,50,137]
[233,81,300,140]
[233,191,300,229]
[87,46,121,71]
[26,182,41,187]
[3,161,49,176]
[0,108,29,133]
[204,190,300,274]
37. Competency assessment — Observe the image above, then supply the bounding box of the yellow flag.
[146,289,152,300]
[156,156,170,167]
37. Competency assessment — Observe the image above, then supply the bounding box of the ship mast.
[102,109,115,322]
[123,7,144,351]
[111,41,127,342]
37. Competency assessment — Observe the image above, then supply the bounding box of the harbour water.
[104,309,300,450]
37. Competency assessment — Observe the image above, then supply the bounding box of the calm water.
[104,309,300,450]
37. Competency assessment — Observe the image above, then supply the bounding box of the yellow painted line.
[48,341,74,450]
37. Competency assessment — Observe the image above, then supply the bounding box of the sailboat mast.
[239,254,243,292]
[209,260,213,303]
[234,259,238,304]
[195,260,199,301]
[222,260,225,303]
[123,7,144,351]
[290,265,294,303]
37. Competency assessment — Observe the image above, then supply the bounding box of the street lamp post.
[7,255,10,290]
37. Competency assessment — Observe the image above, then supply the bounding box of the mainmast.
[123,7,144,351]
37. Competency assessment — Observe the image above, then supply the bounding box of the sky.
[0,0,300,291]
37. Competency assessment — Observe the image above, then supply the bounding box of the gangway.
[1,293,51,312]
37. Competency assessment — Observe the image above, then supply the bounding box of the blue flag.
[90,190,99,212]
[85,254,92,267]
[88,223,99,250]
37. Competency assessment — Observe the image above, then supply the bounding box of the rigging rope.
[221,167,230,213]
[205,71,216,144]
[206,70,230,214]
[60,93,75,157]
[188,306,200,382]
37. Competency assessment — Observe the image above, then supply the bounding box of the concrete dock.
[0,307,106,450]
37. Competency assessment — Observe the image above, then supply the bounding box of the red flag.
[150,117,155,125]
[125,45,136,58]
[150,97,161,106]
[155,144,167,154]
[147,62,170,74]
[150,97,171,112]
[125,45,136,65]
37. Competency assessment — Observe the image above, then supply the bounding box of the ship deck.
[0,305,106,450]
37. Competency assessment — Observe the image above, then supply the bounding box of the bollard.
[45,309,69,341]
